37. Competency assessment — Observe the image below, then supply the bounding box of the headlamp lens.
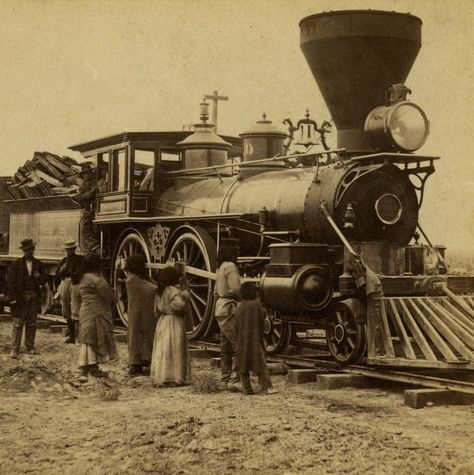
[390,103,428,151]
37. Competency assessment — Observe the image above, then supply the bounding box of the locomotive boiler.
[4,9,474,369]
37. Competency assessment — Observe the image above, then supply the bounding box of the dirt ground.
[0,318,473,475]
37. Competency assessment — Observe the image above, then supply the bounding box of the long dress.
[76,272,117,366]
[150,286,191,385]
[126,273,157,366]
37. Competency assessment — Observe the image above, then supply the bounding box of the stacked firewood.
[7,152,84,199]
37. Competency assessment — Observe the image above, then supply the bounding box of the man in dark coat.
[73,163,100,252]
[7,238,48,358]
[55,239,85,344]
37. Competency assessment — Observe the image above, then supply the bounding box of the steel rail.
[36,317,474,396]
[276,354,474,395]
[189,340,474,395]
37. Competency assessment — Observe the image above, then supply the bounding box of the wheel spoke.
[188,242,197,265]
[189,295,203,323]
[114,233,151,326]
[166,232,217,339]
[189,289,207,306]
[326,302,367,364]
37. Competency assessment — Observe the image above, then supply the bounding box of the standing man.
[56,240,85,344]
[7,238,47,358]
[74,163,100,252]
[214,238,241,388]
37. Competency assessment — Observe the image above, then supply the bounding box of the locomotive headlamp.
[364,101,429,152]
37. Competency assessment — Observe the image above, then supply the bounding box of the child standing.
[235,282,278,395]
[150,267,191,387]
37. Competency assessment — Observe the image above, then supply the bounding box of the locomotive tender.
[3,10,474,368]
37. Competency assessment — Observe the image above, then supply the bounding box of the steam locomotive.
[3,10,474,369]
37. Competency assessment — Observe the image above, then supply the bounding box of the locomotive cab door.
[95,147,130,220]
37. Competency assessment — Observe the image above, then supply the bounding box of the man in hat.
[74,163,100,252]
[7,238,47,358]
[56,240,85,344]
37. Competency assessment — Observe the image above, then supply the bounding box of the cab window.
[134,149,155,192]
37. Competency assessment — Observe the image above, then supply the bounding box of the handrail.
[162,149,346,176]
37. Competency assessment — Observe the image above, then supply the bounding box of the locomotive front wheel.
[113,232,152,326]
[263,310,292,355]
[167,230,216,340]
[326,301,367,364]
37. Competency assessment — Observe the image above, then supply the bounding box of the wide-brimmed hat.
[63,239,78,250]
[79,162,94,175]
[19,238,35,250]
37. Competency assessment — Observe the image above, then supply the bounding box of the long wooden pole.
[320,202,357,256]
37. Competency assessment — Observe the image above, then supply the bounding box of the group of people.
[7,236,276,395]
[7,239,117,380]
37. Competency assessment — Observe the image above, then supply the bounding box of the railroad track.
[190,340,474,396]
[37,315,474,396]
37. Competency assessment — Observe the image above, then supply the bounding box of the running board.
[367,295,474,369]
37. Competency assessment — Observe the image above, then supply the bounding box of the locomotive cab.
[70,132,184,222]
[69,131,242,224]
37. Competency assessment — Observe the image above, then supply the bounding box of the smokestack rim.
[299,9,423,28]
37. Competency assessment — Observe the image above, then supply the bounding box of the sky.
[0,0,473,252]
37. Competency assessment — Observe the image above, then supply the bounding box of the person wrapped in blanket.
[235,282,278,395]
[125,254,158,376]
[74,253,117,380]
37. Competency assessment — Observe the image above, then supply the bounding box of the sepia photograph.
[0,0,473,473]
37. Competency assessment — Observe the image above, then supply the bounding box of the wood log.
[26,181,44,197]
[43,152,74,174]
[7,184,22,199]
[51,186,78,195]
[14,171,26,183]
[27,171,43,185]
[61,155,79,167]
[33,155,64,180]
[18,184,32,198]
[33,169,63,187]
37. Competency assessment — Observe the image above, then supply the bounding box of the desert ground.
[0,317,473,475]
